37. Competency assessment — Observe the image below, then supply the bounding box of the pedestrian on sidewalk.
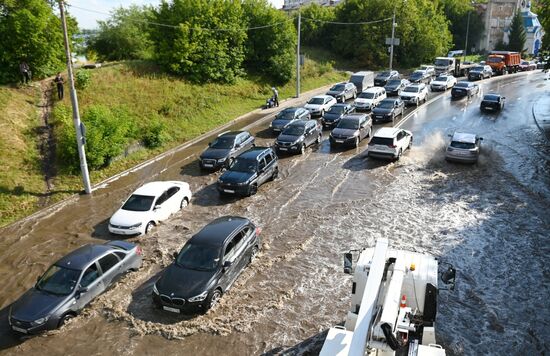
[19,61,31,84]
[54,72,64,99]
[271,87,279,107]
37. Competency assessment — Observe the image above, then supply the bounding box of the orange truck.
[487,51,521,75]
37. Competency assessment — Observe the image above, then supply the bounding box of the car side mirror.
[153,205,161,211]
[479,137,484,141]
[223,260,232,272]
[344,252,353,274]
[173,251,178,259]
[208,142,212,147]
[78,285,89,294]
[502,97,506,100]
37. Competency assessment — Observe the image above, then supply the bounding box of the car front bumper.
[329,136,357,146]
[217,182,251,195]
[372,113,393,123]
[275,142,301,154]
[108,224,144,236]
[430,84,447,91]
[200,158,226,170]
[152,293,205,314]
[9,316,58,334]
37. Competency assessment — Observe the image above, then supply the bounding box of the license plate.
[376,145,389,150]
[163,306,180,313]
[335,140,344,143]
[12,326,27,333]
[203,163,213,167]
[456,89,464,92]
[375,116,383,119]
[279,147,288,151]
[223,189,235,193]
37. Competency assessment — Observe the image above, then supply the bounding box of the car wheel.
[58,313,76,328]
[248,184,258,196]
[300,144,306,154]
[367,127,372,138]
[271,167,279,181]
[354,136,360,148]
[205,289,223,312]
[415,98,419,107]
[396,149,402,161]
[248,245,259,265]
[316,134,322,144]
[353,91,357,99]
[320,109,324,117]
[227,157,235,168]
[408,137,413,149]
[180,197,189,209]
[145,221,155,234]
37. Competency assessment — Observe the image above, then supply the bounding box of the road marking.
[395,94,445,128]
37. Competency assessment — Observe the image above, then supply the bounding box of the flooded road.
[1,72,549,355]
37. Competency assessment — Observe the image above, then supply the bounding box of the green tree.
[533,0,549,59]
[440,0,485,53]
[300,4,336,47]
[242,0,296,84]
[0,0,73,83]
[149,0,246,84]
[508,10,527,53]
[89,5,154,61]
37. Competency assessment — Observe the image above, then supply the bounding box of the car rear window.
[450,141,475,149]
[371,137,394,145]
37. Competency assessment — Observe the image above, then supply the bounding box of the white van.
[353,87,386,112]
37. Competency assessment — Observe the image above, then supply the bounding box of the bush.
[53,104,136,172]
[75,70,91,90]
[142,117,170,148]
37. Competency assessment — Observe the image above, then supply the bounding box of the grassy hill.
[0,59,347,227]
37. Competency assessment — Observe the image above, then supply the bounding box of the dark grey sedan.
[321,103,355,130]
[9,241,142,334]
[329,113,373,148]
[270,107,310,132]
[274,120,322,155]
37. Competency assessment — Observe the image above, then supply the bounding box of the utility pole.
[296,7,301,98]
[464,9,471,59]
[58,0,92,194]
[389,8,396,71]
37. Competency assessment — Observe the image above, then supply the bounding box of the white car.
[304,95,337,117]
[420,65,436,77]
[445,132,483,163]
[430,75,457,91]
[109,181,192,235]
[400,83,429,106]
[367,127,413,160]
[353,87,386,112]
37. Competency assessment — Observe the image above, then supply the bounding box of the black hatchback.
[152,216,261,314]
[200,131,255,170]
[217,147,278,196]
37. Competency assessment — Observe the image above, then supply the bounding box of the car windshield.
[483,94,500,102]
[386,79,401,86]
[435,58,452,66]
[403,86,419,93]
[176,243,221,271]
[450,141,476,149]
[122,194,155,212]
[330,84,346,91]
[435,76,448,82]
[455,82,469,88]
[276,110,296,120]
[471,66,484,72]
[282,125,305,136]
[358,92,375,99]
[327,105,346,113]
[521,61,529,65]
[36,265,81,295]
[487,57,502,63]
[336,120,359,130]
[210,136,234,149]
[230,158,257,173]
[377,72,390,78]
[410,72,423,78]
[378,101,395,109]
[308,97,324,105]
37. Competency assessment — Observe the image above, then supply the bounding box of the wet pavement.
[0,71,549,355]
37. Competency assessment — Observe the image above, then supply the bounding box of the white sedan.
[430,75,457,91]
[109,181,192,236]
[304,95,337,117]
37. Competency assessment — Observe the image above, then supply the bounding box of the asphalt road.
[0,71,548,355]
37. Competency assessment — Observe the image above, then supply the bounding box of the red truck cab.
[487,51,521,75]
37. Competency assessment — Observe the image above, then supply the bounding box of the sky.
[67,0,285,29]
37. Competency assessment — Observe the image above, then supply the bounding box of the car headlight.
[153,283,159,295]
[353,132,359,137]
[293,137,304,145]
[217,157,227,163]
[129,222,142,230]
[32,316,49,326]
[188,291,209,302]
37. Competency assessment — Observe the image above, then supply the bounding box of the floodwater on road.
[0,72,548,355]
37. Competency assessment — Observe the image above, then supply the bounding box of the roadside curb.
[532,91,550,140]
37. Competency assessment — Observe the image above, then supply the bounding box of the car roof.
[364,87,385,93]
[380,98,399,103]
[133,181,173,196]
[456,81,472,86]
[374,127,400,138]
[341,114,364,121]
[332,103,350,107]
[483,94,501,100]
[56,244,114,270]
[311,95,332,100]
[218,131,245,138]
[237,147,272,159]
[281,107,300,112]
[452,132,477,143]
[288,120,308,127]
[190,216,251,246]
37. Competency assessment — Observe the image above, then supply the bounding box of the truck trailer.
[487,51,521,75]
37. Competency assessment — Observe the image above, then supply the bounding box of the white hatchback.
[367,127,413,160]
[109,181,192,235]
[304,95,337,117]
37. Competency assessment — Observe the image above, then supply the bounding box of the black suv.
[451,81,479,99]
[217,147,278,196]
[200,131,255,170]
[374,70,399,87]
[371,98,405,123]
[329,113,372,147]
[152,216,261,314]
[274,120,322,154]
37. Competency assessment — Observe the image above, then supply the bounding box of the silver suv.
[445,132,483,163]
[367,127,413,161]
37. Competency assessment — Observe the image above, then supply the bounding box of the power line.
[66,3,294,32]
[300,16,393,25]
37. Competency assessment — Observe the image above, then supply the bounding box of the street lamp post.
[296,7,301,98]
[389,7,397,71]
[464,9,471,59]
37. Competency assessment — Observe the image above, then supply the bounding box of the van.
[349,71,374,93]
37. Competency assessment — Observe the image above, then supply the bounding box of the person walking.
[271,87,279,107]
[54,73,64,99]
[19,61,31,84]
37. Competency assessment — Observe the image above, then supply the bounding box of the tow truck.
[320,238,456,356]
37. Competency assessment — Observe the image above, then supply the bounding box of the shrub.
[75,70,91,90]
[142,117,170,148]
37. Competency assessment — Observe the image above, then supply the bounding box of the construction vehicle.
[487,51,521,75]
[452,58,477,77]
[320,238,457,356]
[434,57,456,75]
